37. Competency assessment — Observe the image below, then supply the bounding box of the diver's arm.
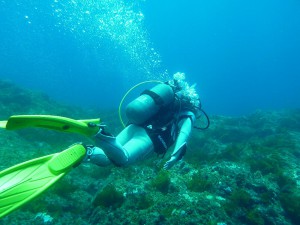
[163,112,195,169]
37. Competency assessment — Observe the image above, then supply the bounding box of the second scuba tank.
[126,83,174,125]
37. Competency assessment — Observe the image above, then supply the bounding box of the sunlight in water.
[51,0,168,81]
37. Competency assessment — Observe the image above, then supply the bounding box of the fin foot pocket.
[48,144,86,174]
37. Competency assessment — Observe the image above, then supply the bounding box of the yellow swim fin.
[0,144,86,219]
[0,115,100,137]
[0,120,7,129]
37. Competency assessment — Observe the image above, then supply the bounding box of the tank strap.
[141,89,164,105]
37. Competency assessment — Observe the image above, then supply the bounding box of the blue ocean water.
[0,0,299,116]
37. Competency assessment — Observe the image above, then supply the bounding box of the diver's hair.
[169,72,210,130]
[168,72,200,111]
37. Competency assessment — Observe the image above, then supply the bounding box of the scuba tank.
[126,83,175,125]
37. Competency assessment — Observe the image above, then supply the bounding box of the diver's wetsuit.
[84,81,196,169]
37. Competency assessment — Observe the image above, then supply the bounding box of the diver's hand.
[163,156,178,170]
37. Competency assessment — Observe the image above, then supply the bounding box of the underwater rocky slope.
[0,79,299,225]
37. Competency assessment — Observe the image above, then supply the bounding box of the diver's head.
[168,72,200,110]
[173,72,186,91]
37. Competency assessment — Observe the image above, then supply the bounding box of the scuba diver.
[0,72,209,218]
[84,72,207,169]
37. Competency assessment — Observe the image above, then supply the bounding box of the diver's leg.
[122,127,154,164]
[83,146,112,167]
[94,130,129,166]
[115,124,135,145]
[94,124,153,166]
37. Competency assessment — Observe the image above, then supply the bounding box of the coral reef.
[1,80,300,225]
[151,169,171,194]
[93,184,125,208]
